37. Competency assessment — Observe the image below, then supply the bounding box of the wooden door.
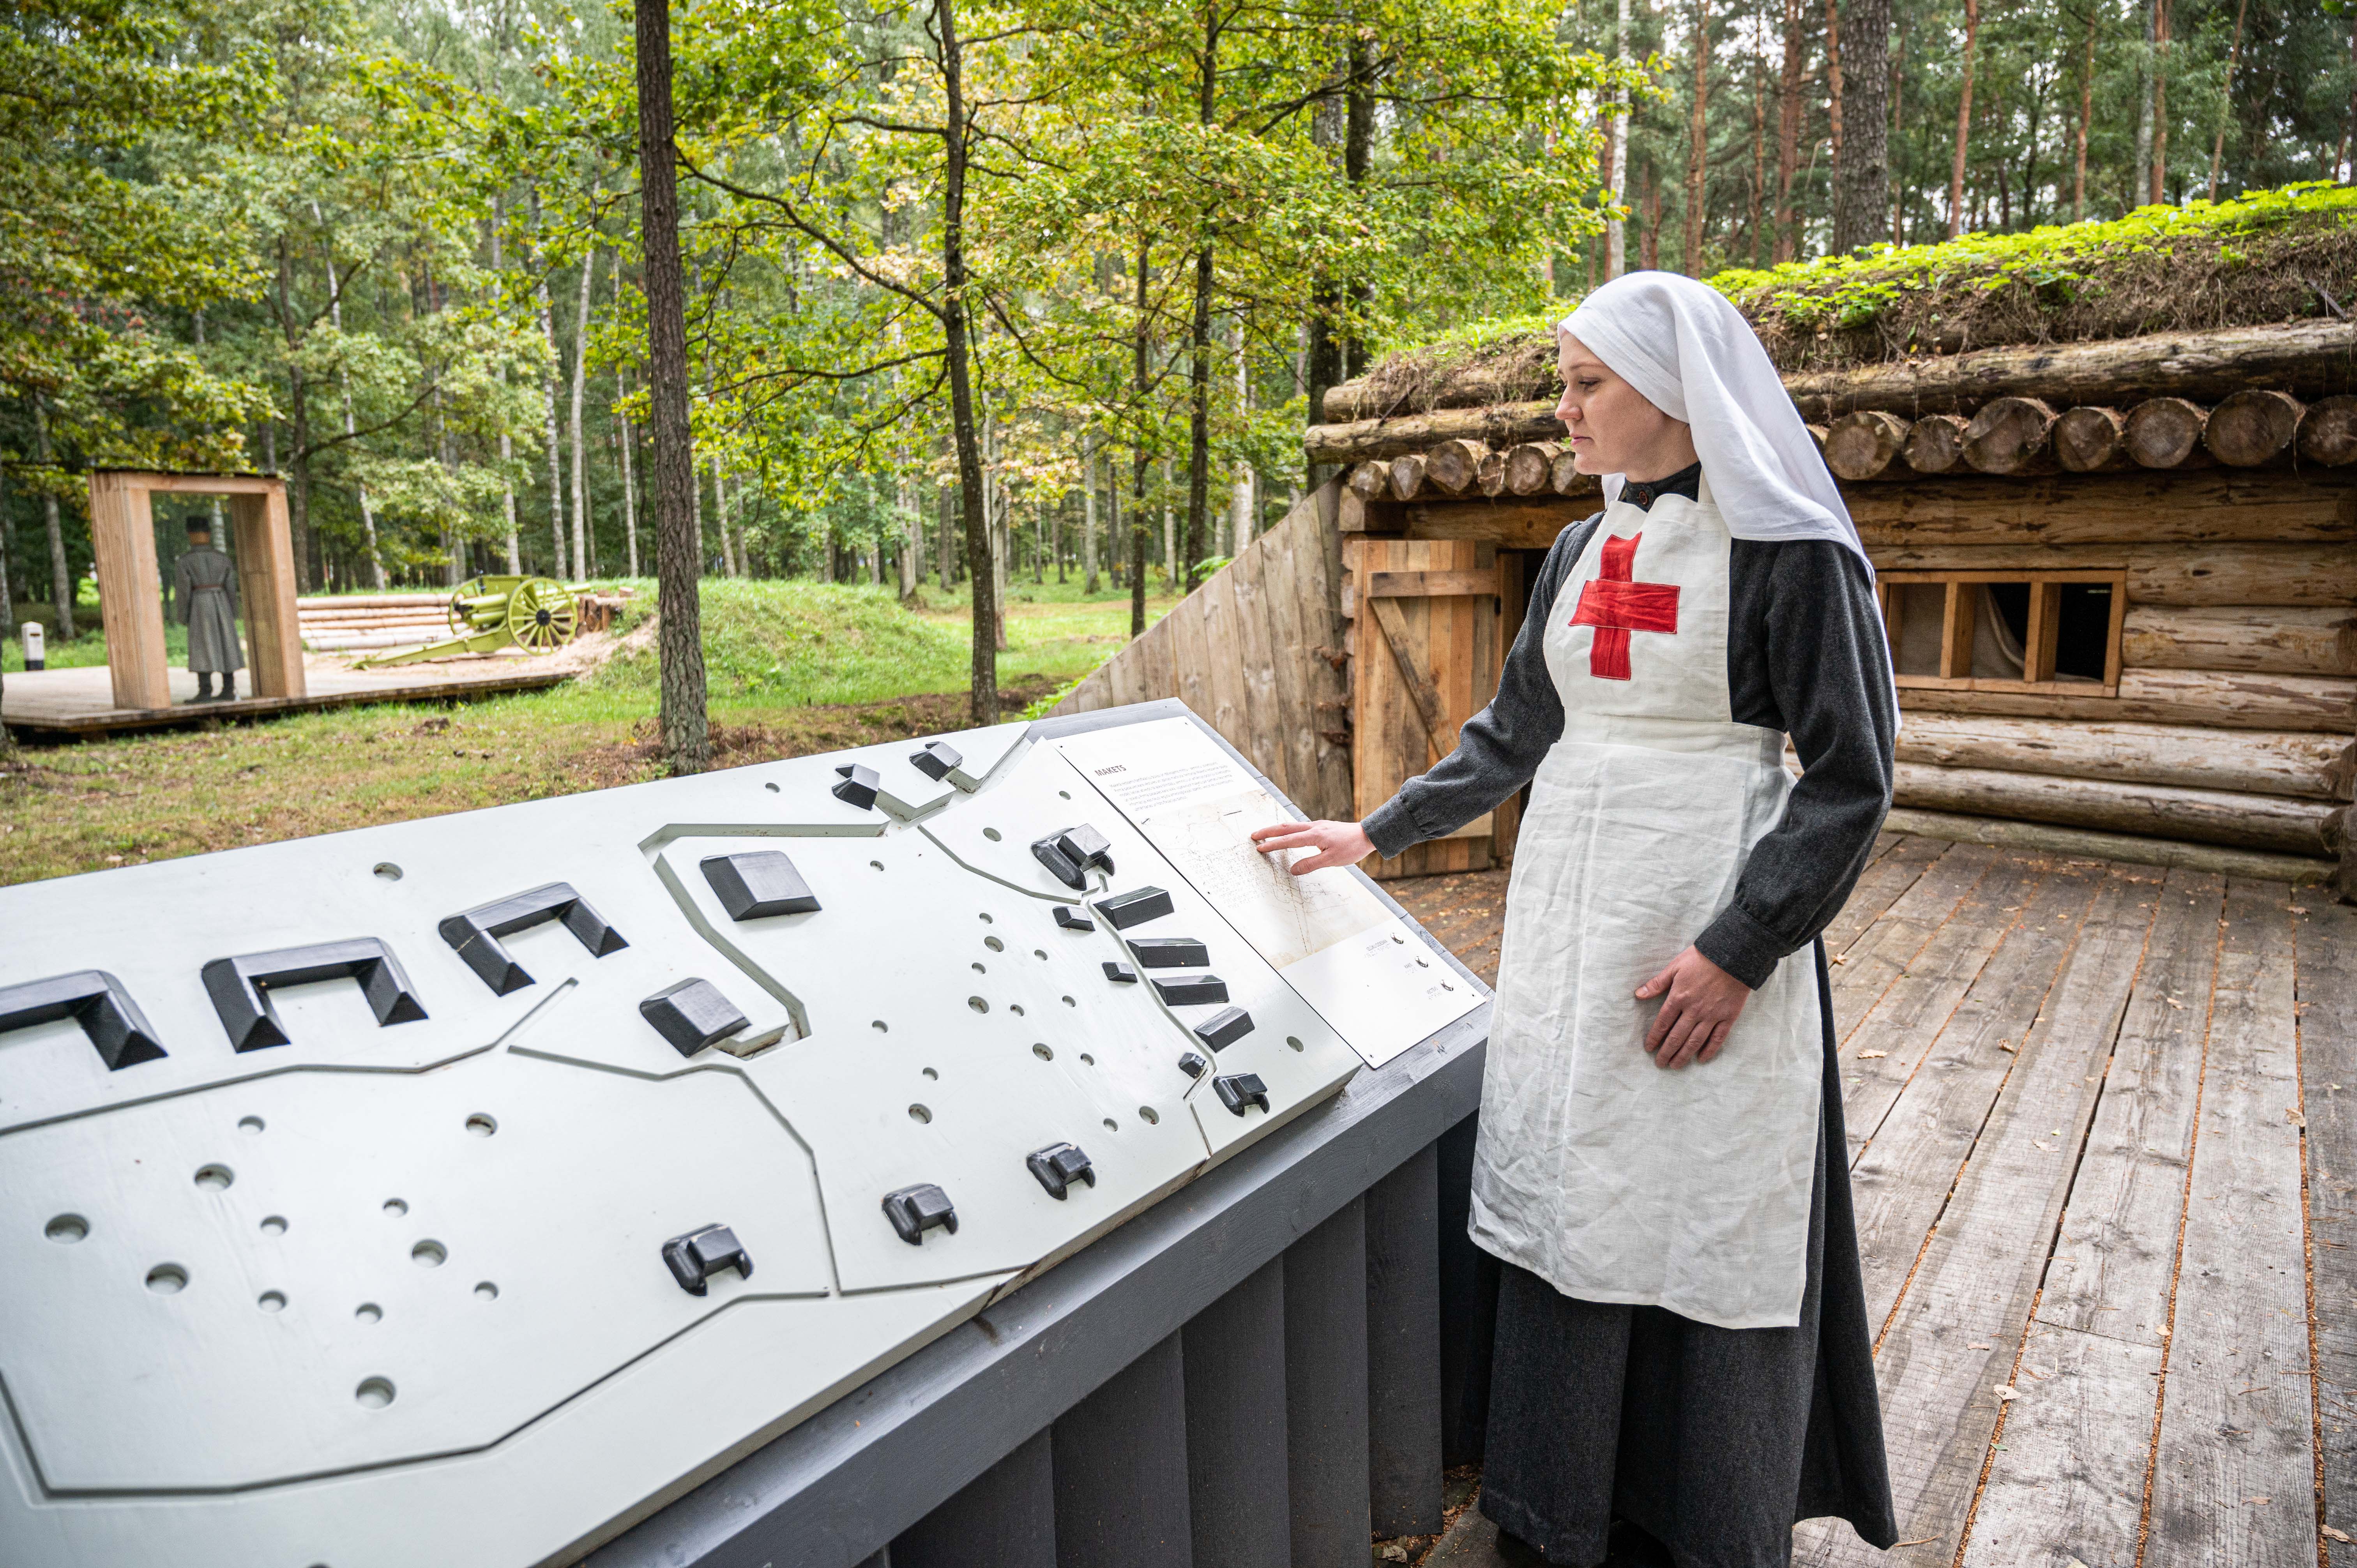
[1347,537,1525,878]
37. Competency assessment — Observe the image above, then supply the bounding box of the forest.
[5,0,2353,668]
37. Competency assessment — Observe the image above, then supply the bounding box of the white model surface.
[0,708,1455,1568]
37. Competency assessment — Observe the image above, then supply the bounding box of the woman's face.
[1554,331,1693,478]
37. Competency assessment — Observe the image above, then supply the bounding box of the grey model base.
[0,703,1468,1568]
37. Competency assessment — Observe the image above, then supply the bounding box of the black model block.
[883,1183,958,1244]
[1151,973,1229,1007]
[700,851,822,920]
[1031,823,1115,889]
[1193,1006,1254,1052]
[1214,1072,1270,1117]
[0,970,166,1070]
[909,740,964,781]
[1129,937,1210,969]
[1026,1142,1096,1201]
[1103,961,1138,984]
[639,978,750,1057]
[1177,1052,1209,1079]
[1054,906,1095,932]
[1095,886,1174,930]
[202,938,427,1053]
[440,881,628,994]
[831,763,881,810]
[662,1224,753,1296]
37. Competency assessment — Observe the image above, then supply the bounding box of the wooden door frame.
[84,471,305,710]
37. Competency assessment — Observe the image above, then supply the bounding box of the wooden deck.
[1,652,576,737]
[1390,835,2357,1568]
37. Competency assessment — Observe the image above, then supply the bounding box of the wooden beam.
[84,472,169,711]
[1368,597,1453,755]
[1305,402,1567,465]
[1938,581,1976,679]
[2119,605,2357,678]
[2202,387,2304,466]
[1367,569,1501,599]
[1387,498,1583,550]
[1898,667,2357,733]
[1961,396,2059,475]
[1891,713,2353,800]
[2051,405,2130,471]
[1892,761,2339,853]
[102,471,283,496]
[228,488,306,700]
[1863,543,2357,607]
[1844,471,2357,547]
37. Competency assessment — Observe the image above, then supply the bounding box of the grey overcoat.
[173,546,245,674]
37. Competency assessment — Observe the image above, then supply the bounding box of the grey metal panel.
[891,1429,1054,1568]
[1052,1333,1193,1568]
[1435,1112,1496,1469]
[586,1010,1487,1568]
[1365,1142,1444,1538]
[1283,1196,1371,1568]
[1180,1258,1289,1568]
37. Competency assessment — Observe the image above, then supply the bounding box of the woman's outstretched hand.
[1634,946,1751,1070]
[1249,819,1374,876]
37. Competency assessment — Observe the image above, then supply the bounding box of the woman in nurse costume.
[1254,272,1901,1566]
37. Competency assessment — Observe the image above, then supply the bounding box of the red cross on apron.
[1569,532,1681,680]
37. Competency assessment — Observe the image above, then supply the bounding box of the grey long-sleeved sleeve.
[1360,516,1601,859]
[1689,540,1897,987]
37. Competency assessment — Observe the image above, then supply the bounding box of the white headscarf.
[1562,271,1871,574]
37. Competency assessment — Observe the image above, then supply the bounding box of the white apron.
[1469,477,1824,1330]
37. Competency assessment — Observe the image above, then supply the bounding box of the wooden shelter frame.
[84,471,305,712]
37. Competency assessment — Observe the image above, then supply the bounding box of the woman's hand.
[1249,819,1374,876]
[1634,946,1751,1069]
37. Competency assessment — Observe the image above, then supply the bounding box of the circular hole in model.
[1057,789,1072,800]
[238,1115,265,1135]
[1009,1004,1026,1017]
[764,781,781,794]
[1391,933,1405,945]
[1102,1118,1119,1133]
[354,1377,396,1410]
[373,862,403,882]
[1442,980,1456,991]
[474,1281,499,1302]
[44,1214,87,1244]
[908,1104,932,1124]
[1139,1107,1160,1126]
[383,1198,408,1217]
[354,1303,382,1325]
[977,911,994,924]
[412,1240,446,1268]
[464,1114,496,1137]
[145,1264,188,1294]
[872,1019,889,1033]
[1033,949,1048,961]
[1062,994,1076,1008]
[1033,1043,1054,1061]
[1079,1052,1096,1067]
[258,1290,287,1313]
[194,1164,233,1192]
[972,961,988,974]
[984,935,1004,952]
[870,859,885,871]
[982,827,1002,842]
[1415,957,1429,969]
[921,1067,938,1081]
[260,1215,288,1236]
[968,996,988,1014]
[1286,1035,1305,1052]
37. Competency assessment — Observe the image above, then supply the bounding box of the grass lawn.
[0,574,1177,887]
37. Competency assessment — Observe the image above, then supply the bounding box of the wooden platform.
[2,654,574,737]
[1389,835,2357,1567]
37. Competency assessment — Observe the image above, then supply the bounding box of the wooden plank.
[2148,879,2318,1568]
[1838,849,2048,1157]
[1369,598,1450,757]
[1806,866,2157,1568]
[1848,862,2108,1326]
[233,485,307,699]
[1827,841,2002,1045]
[2036,867,2226,1341]
[1898,667,2357,733]
[1248,524,1316,810]
[1392,498,1581,550]
[2295,897,2357,1566]
[1892,762,2340,855]
[1167,589,1216,727]
[2124,605,2357,678]
[84,473,170,711]
[1864,542,2357,607]
[1197,570,1253,768]
[1820,833,1951,959]
[1961,868,2221,1568]
[1367,569,1500,598]
[1957,1323,2164,1568]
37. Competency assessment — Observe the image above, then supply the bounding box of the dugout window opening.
[1878,570,2125,695]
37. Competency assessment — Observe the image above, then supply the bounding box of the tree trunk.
[1749,33,1767,266]
[636,0,708,773]
[1186,246,1214,591]
[2074,3,2096,220]
[1082,433,1101,593]
[1833,0,1889,256]
[1687,0,1709,275]
[1231,332,1255,555]
[2133,0,2155,201]
[1304,71,1345,488]
[317,200,391,587]
[1773,0,1803,262]
[1947,0,1979,238]
[1607,0,1631,277]
[34,403,71,641]
[533,194,569,582]
[618,369,640,577]
[2207,0,2247,199]
[2150,0,2170,205]
[937,0,996,722]
[1130,237,1150,638]
[1822,0,1843,244]
[570,249,598,579]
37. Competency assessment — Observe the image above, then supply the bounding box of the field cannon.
[351,575,580,667]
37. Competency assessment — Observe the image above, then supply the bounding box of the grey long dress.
[173,546,245,675]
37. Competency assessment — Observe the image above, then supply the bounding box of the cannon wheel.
[506,577,579,653]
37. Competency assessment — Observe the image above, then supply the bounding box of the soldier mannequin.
[174,517,245,701]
